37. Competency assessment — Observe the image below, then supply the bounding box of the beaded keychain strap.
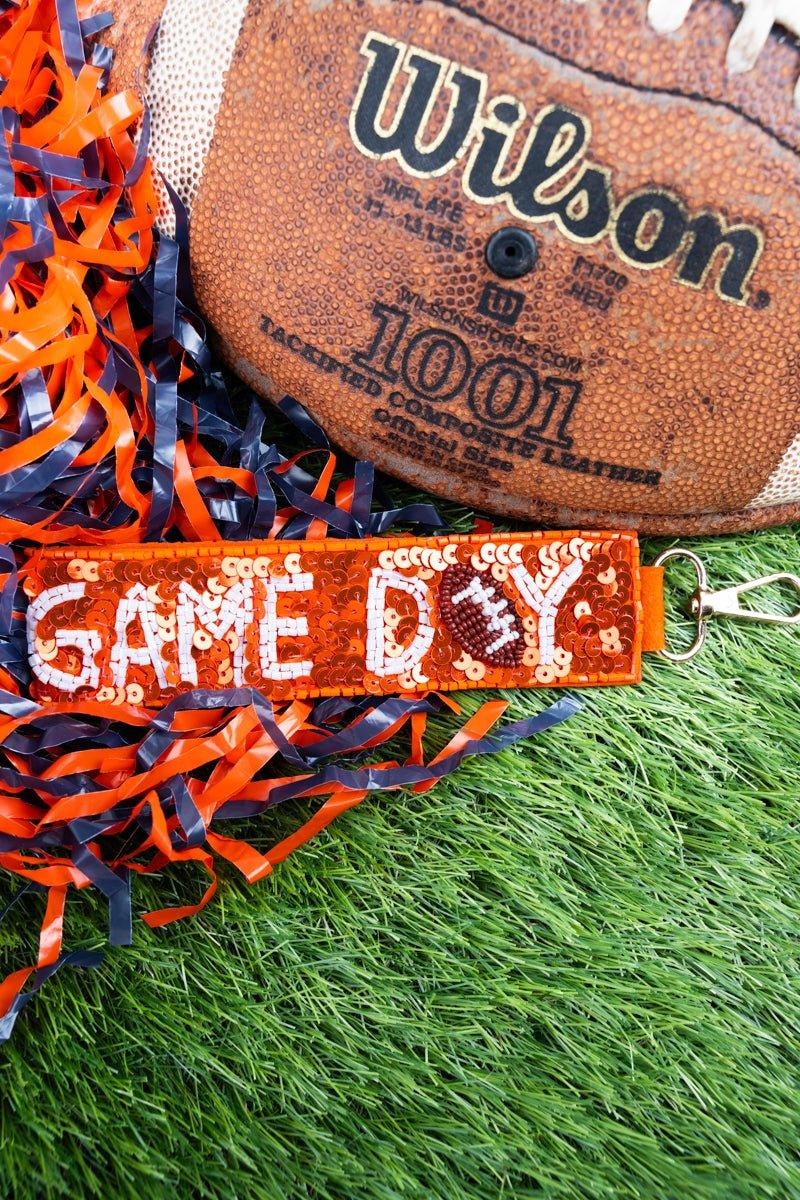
[24,531,667,706]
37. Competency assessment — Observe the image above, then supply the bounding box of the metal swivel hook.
[654,548,800,663]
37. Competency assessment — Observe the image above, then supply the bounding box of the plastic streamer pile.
[0,0,580,1041]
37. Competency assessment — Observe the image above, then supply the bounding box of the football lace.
[647,0,800,106]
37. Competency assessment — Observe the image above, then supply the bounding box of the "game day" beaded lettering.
[24,532,644,705]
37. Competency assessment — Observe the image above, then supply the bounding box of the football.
[98,0,800,534]
[439,562,525,669]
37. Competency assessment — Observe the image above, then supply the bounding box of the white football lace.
[647,0,800,107]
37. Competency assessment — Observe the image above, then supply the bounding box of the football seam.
[144,0,251,228]
[436,0,800,157]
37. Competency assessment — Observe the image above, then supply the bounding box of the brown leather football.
[98,0,800,533]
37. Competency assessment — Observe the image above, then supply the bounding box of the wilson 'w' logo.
[348,32,764,305]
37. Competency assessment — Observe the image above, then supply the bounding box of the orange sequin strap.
[25,530,654,704]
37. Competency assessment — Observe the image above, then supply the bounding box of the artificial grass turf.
[1,517,799,1200]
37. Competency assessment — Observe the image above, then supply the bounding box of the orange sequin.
[25,530,645,705]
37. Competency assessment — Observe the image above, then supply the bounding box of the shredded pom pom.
[0,0,581,1041]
